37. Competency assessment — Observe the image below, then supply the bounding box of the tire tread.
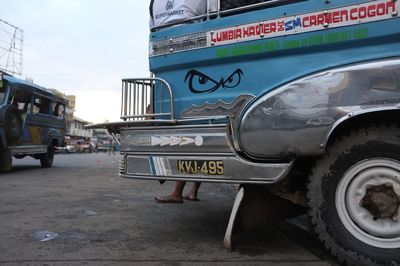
[307,124,400,266]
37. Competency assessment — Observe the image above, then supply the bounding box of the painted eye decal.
[185,69,244,94]
[185,70,220,94]
[222,69,243,89]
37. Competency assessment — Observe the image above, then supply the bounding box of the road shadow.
[0,165,42,174]
[232,220,341,265]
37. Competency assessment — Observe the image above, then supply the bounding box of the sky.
[0,0,150,123]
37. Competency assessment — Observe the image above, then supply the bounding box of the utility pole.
[0,18,23,75]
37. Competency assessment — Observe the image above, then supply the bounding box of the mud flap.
[224,185,305,251]
[223,187,244,250]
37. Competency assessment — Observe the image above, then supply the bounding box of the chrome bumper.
[118,124,292,184]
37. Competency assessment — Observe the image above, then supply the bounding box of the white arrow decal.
[180,137,194,146]
[151,136,161,146]
[160,136,171,146]
[150,136,204,147]
[170,136,181,146]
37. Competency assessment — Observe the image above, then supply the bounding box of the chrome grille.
[150,32,207,56]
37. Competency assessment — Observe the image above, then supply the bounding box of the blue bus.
[94,1,400,264]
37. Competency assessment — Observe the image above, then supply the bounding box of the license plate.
[177,160,224,176]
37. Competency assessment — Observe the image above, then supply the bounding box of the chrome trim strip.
[122,152,234,156]
[120,175,285,185]
[86,116,229,131]
[120,154,293,184]
[85,120,178,130]
[120,124,231,154]
[128,123,228,130]
[9,145,47,155]
[324,106,400,148]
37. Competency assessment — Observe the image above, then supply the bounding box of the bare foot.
[155,195,183,203]
[183,194,199,201]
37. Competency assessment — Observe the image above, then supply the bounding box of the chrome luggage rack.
[121,77,174,122]
[86,77,228,132]
[119,78,229,127]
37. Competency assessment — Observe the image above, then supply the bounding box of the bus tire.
[307,125,400,266]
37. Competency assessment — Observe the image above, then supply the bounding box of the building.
[69,116,93,140]
[91,128,114,152]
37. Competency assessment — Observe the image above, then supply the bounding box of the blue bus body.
[101,1,400,263]
[150,0,399,117]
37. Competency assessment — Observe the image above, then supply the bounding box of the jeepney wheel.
[0,148,12,172]
[1,105,22,144]
[40,143,55,168]
[308,125,400,266]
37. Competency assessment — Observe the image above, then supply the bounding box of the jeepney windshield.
[0,80,6,105]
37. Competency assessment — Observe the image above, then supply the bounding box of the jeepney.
[0,72,67,171]
[94,1,400,265]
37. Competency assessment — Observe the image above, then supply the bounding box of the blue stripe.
[149,157,156,175]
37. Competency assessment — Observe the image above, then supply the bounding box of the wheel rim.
[336,158,400,249]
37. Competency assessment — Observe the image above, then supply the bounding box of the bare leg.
[155,181,186,203]
[184,182,201,200]
[170,181,186,200]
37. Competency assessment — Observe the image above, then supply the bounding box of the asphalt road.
[0,153,340,265]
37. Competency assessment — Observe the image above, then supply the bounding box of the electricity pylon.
[0,18,23,75]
